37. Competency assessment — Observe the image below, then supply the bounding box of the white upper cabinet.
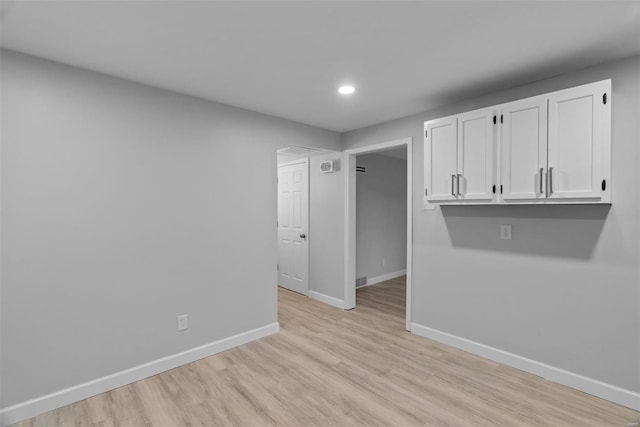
[423,79,611,207]
[425,117,457,202]
[457,108,494,201]
[547,80,610,201]
[500,96,548,201]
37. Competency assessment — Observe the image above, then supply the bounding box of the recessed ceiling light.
[338,85,355,95]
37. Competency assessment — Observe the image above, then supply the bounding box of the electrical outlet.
[177,314,188,331]
[500,225,512,240]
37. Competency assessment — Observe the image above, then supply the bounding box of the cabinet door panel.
[548,81,608,199]
[425,118,457,201]
[501,96,547,200]
[457,109,493,201]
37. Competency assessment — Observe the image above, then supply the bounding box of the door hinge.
[493,115,497,125]
[603,93,607,104]
[500,114,503,124]
[492,185,496,194]
[500,185,503,194]
[425,188,428,197]
[601,179,606,191]
[425,129,428,138]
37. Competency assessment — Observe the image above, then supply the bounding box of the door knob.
[300,233,306,239]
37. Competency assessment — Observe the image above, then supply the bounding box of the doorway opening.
[276,145,341,299]
[344,137,413,331]
[354,147,408,326]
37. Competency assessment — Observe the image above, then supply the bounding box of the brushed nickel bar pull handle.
[548,167,553,195]
[539,168,544,194]
[457,174,462,196]
[451,174,456,197]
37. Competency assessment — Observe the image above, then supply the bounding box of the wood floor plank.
[12,277,640,426]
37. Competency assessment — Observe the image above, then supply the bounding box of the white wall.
[309,153,345,301]
[342,55,640,395]
[0,50,341,410]
[356,152,406,282]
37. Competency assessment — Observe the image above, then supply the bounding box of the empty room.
[1,1,639,426]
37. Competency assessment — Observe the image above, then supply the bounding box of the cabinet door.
[456,109,494,201]
[501,96,548,200]
[425,117,457,201]
[547,80,610,200]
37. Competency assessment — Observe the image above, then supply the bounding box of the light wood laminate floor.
[15,277,640,426]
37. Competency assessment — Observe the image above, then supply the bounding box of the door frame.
[343,137,413,331]
[277,157,310,295]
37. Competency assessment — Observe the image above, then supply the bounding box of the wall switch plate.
[177,314,188,331]
[500,225,512,240]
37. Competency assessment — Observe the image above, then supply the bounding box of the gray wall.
[309,153,345,300]
[342,55,640,393]
[356,152,406,282]
[0,50,340,408]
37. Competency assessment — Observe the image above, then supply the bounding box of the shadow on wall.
[441,204,610,260]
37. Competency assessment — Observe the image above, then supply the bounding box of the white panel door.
[425,117,457,202]
[547,80,609,200]
[501,96,548,200]
[456,109,494,201]
[277,160,309,295]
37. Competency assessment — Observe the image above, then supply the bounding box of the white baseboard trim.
[410,323,640,411]
[358,269,406,288]
[308,290,345,309]
[0,322,280,427]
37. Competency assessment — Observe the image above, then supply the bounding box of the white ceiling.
[2,1,639,133]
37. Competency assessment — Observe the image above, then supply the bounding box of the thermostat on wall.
[320,160,335,173]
